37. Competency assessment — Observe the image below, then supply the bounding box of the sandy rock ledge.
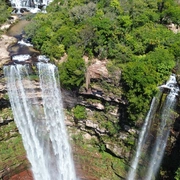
[0,35,16,67]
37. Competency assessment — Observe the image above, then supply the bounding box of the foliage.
[122,60,158,121]
[24,0,180,123]
[0,122,27,171]
[71,138,128,179]
[21,1,180,179]
[73,105,87,120]
[0,0,12,25]
[158,0,180,24]
[58,46,85,89]
[122,47,175,121]
[175,167,180,180]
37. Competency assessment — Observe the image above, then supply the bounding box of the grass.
[71,131,128,180]
[0,107,13,120]
[0,122,27,171]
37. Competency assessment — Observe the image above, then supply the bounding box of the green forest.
[0,0,11,26]
[1,0,180,179]
[24,0,180,122]
[24,1,180,178]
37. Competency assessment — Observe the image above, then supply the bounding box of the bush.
[0,0,11,25]
[58,46,85,89]
[122,47,175,122]
[73,105,87,121]
[175,167,180,180]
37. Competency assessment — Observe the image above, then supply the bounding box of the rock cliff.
[0,47,135,179]
[0,30,180,180]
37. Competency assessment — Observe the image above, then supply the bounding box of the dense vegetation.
[0,0,179,179]
[0,0,12,26]
[25,0,180,123]
[24,2,180,178]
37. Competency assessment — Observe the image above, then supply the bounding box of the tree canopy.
[24,0,180,124]
[0,0,12,26]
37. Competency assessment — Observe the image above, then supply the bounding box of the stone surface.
[87,59,108,79]
[5,169,34,180]
[105,142,130,159]
[0,35,16,66]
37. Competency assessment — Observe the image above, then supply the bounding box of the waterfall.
[3,61,77,180]
[127,74,179,180]
[10,0,52,13]
[145,74,179,180]
[127,97,159,180]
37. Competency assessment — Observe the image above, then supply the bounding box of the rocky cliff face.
[62,58,137,179]
[0,37,30,179]
[0,51,136,179]
[159,75,180,179]
[0,36,180,179]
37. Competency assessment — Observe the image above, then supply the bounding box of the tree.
[41,42,65,59]
[126,23,174,55]
[0,0,12,25]
[126,0,159,28]
[73,105,87,121]
[158,0,180,24]
[58,46,85,89]
[122,59,159,121]
[146,47,175,78]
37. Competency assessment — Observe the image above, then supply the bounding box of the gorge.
[0,0,180,180]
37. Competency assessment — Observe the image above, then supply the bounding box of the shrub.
[59,46,85,89]
[73,105,87,121]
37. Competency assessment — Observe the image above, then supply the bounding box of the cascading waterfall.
[3,61,77,180]
[10,0,52,13]
[127,74,179,180]
[145,75,179,180]
[127,97,158,180]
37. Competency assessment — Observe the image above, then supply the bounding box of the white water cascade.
[145,74,179,180]
[127,74,179,180]
[127,97,157,180]
[10,0,52,13]
[3,62,77,180]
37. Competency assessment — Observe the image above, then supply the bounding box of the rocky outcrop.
[0,35,16,66]
[167,23,180,34]
[64,58,136,168]
[2,18,180,180]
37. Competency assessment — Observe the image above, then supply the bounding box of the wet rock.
[80,101,105,110]
[176,75,180,86]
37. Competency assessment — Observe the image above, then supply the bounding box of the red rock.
[8,169,34,180]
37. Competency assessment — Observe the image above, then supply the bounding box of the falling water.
[10,0,52,13]
[127,97,158,180]
[145,74,179,180]
[4,61,77,180]
[127,74,179,180]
